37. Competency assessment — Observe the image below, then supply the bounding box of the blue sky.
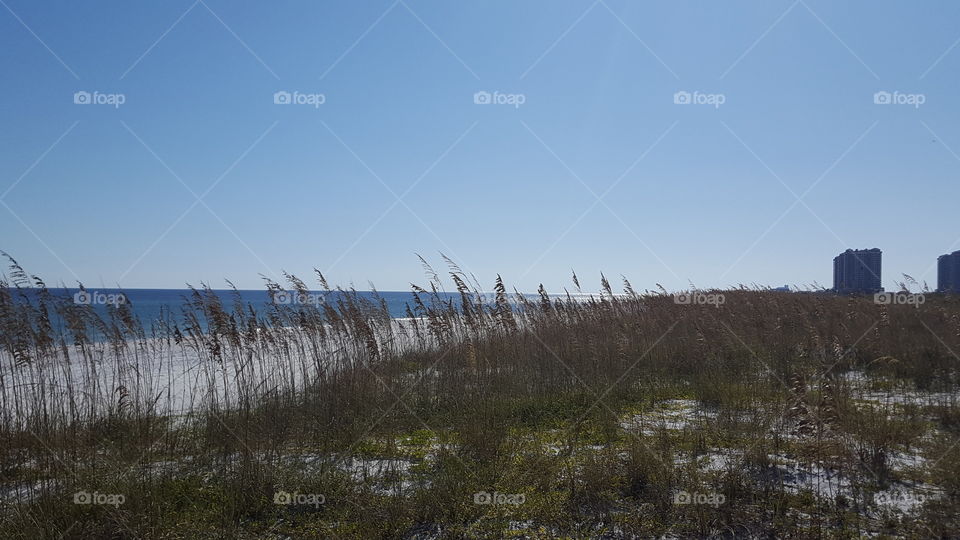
[1,0,958,292]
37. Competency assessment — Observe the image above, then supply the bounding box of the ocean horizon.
[2,287,604,335]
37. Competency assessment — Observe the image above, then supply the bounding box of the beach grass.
[1,254,959,538]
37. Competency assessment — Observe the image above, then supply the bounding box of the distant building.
[833,248,882,294]
[938,251,960,293]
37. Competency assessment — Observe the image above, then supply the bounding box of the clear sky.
[1,0,958,292]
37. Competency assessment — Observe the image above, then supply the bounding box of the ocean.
[4,287,461,323]
[3,287,601,342]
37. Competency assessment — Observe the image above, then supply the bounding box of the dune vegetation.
[1,254,959,538]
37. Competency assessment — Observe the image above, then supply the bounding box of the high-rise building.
[938,251,960,293]
[833,248,882,294]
